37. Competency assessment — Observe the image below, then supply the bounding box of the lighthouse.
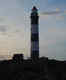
[30,6,39,60]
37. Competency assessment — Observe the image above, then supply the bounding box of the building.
[13,54,24,63]
[30,6,39,60]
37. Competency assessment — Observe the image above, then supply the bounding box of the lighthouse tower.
[30,6,39,60]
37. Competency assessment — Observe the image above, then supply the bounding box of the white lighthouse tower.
[30,6,39,60]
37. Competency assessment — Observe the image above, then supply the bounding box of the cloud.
[0,17,5,22]
[40,26,66,60]
[0,25,7,33]
[41,10,63,15]
[0,25,9,36]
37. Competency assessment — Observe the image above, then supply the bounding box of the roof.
[32,6,38,11]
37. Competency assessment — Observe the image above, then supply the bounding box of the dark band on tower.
[30,6,39,60]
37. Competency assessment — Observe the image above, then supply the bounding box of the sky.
[0,0,66,60]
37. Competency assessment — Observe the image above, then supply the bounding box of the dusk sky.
[0,0,66,60]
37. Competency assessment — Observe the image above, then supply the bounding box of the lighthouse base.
[31,51,39,61]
